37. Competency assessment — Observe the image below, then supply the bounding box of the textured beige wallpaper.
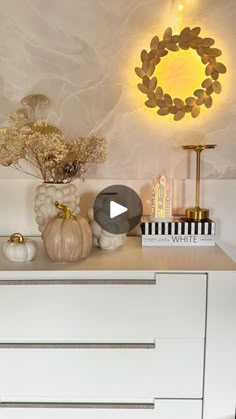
[0,0,235,179]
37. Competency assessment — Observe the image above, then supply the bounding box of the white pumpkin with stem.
[3,233,37,263]
[43,201,92,263]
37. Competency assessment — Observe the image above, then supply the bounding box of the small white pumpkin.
[3,233,37,263]
[43,201,92,263]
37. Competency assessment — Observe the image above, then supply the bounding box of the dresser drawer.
[0,400,202,419]
[0,339,204,399]
[0,274,206,339]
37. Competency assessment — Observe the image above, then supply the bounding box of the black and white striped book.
[142,235,215,247]
[141,218,216,236]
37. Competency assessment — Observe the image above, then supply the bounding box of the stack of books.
[141,217,216,247]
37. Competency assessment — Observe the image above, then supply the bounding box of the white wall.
[0,0,235,180]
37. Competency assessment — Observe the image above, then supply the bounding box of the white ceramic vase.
[35,183,80,234]
[88,208,126,250]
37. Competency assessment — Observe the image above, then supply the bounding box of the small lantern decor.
[3,233,38,263]
[151,175,173,221]
[43,201,92,263]
[182,144,216,220]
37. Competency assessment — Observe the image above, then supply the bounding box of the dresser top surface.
[0,237,235,279]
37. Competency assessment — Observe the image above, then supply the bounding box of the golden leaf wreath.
[135,27,227,121]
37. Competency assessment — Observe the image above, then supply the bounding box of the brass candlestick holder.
[182,144,217,221]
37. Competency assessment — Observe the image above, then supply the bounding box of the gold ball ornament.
[135,27,227,121]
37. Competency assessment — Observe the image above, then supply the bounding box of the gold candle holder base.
[182,144,217,221]
[185,207,209,221]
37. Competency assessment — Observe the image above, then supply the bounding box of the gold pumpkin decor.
[43,201,92,263]
[135,26,227,121]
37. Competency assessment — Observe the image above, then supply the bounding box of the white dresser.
[0,237,235,419]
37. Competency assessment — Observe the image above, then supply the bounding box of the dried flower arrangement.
[0,94,107,183]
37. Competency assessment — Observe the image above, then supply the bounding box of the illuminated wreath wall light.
[135,27,227,121]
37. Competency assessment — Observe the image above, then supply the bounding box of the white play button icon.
[110,201,128,219]
[94,185,143,234]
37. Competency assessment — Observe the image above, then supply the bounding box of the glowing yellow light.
[155,48,206,104]
[178,3,184,11]
[175,16,182,28]
[130,7,229,125]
